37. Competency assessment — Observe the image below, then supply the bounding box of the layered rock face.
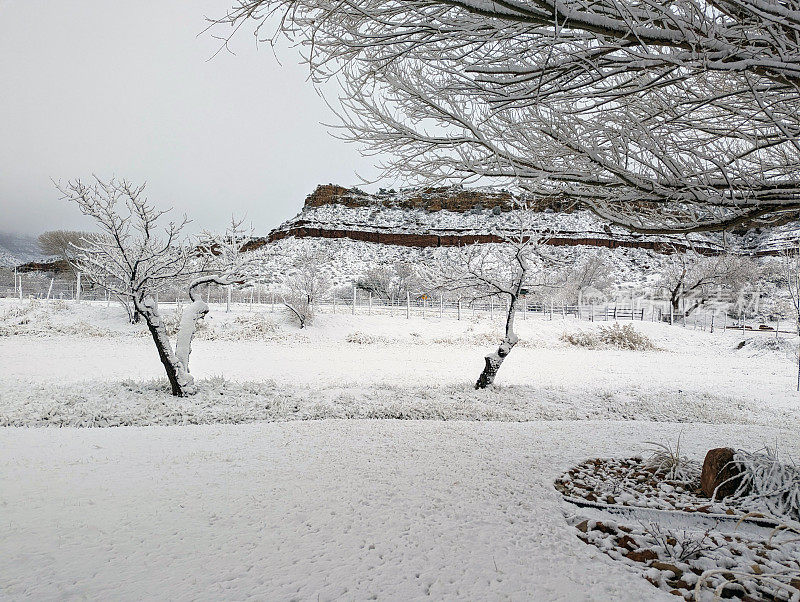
[264,184,798,256]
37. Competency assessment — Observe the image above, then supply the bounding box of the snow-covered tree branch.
[213,0,800,233]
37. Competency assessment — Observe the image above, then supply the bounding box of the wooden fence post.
[406,291,410,319]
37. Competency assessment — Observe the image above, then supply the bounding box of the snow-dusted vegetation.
[5,0,800,596]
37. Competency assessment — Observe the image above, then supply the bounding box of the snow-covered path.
[2,420,796,601]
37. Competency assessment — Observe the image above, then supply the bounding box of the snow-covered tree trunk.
[174,282,210,376]
[475,294,519,389]
[134,294,196,397]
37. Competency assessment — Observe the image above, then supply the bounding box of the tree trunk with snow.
[175,283,211,375]
[475,294,519,389]
[134,294,196,397]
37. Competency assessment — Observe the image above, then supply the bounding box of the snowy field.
[0,298,798,427]
[1,298,799,599]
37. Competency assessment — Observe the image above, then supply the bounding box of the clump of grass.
[644,435,701,482]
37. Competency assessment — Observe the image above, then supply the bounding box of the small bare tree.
[436,212,558,388]
[659,250,758,320]
[561,251,615,305]
[282,250,331,328]
[57,177,197,396]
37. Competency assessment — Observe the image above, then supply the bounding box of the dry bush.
[560,330,602,349]
[599,323,656,350]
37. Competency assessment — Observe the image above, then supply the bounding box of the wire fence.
[1,277,793,336]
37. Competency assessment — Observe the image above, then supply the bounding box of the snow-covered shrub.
[645,522,719,562]
[561,324,655,350]
[231,313,280,337]
[729,448,800,522]
[560,330,601,349]
[346,331,383,344]
[736,336,796,360]
[599,323,655,350]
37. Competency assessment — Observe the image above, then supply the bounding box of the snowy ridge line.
[561,495,783,528]
[264,197,800,255]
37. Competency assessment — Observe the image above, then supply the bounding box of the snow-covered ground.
[1,298,798,599]
[3,421,797,601]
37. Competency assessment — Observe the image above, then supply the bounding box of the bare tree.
[560,251,615,305]
[213,0,800,234]
[57,177,197,396]
[356,261,424,301]
[356,265,394,299]
[282,250,331,328]
[38,230,97,265]
[659,250,758,320]
[435,212,558,388]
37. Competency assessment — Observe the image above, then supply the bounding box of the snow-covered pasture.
[0,298,798,428]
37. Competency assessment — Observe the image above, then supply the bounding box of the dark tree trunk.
[475,294,519,389]
[134,295,195,397]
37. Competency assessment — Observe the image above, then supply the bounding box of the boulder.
[700,447,744,499]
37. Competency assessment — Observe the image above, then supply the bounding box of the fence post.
[226,287,231,313]
[75,272,81,302]
[406,291,410,319]
[368,291,372,315]
[776,318,780,339]
[457,298,461,321]
[490,296,494,319]
[47,278,54,300]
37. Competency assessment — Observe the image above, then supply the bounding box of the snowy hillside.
[269,184,800,254]
[0,232,46,267]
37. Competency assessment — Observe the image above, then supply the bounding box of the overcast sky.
[0,0,386,237]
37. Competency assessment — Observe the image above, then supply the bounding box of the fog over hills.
[0,232,46,267]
